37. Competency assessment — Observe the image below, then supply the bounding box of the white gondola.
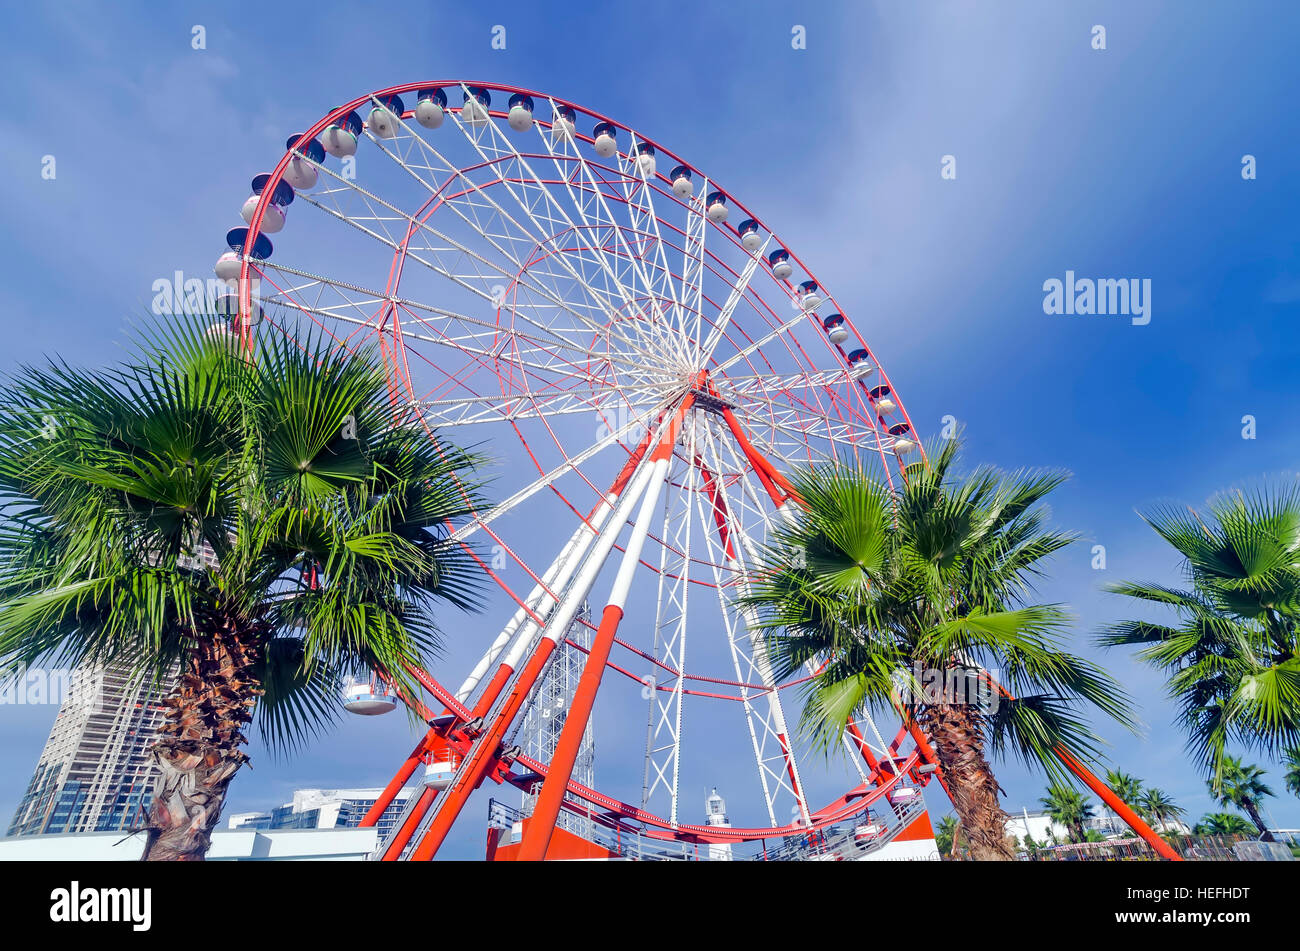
[423,760,455,789]
[593,121,617,157]
[284,156,316,190]
[368,94,404,138]
[848,349,873,380]
[461,87,491,126]
[551,105,576,141]
[221,228,273,302]
[507,94,534,132]
[871,385,897,415]
[241,195,285,233]
[670,165,693,197]
[415,89,447,129]
[215,250,242,282]
[890,423,916,454]
[738,219,762,251]
[283,135,323,190]
[322,112,361,157]
[240,174,294,235]
[342,680,397,716]
[508,107,533,131]
[769,249,793,280]
[706,191,728,222]
[367,107,399,138]
[321,126,357,156]
[823,314,848,344]
[213,294,263,327]
[798,280,822,311]
[633,141,656,177]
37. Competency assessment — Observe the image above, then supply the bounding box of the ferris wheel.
[219,81,942,861]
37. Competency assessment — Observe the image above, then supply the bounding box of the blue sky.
[1,0,1298,858]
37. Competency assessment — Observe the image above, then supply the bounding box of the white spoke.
[695,416,812,827]
[640,417,697,826]
[446,396,676,545]
[698,233,771,364]
[712,307,817,376]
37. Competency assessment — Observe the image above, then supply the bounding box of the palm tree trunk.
[1243,803,1275,842]
[141,618,264,861]
[917,703,1014,861]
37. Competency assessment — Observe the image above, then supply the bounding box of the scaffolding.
[515,602,596,841]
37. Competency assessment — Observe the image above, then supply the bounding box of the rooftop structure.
[228,787,415,841]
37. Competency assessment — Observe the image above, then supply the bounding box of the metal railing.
[1017,834,1296,862]
[482,780,934,862]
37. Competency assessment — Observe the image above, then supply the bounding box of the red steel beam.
[514,395,694,860]
[408,636,562,860]
[360,733,430,827]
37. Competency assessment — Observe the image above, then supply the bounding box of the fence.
[1014,834,1295,862]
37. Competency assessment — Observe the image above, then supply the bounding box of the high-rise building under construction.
[7,662,171,836]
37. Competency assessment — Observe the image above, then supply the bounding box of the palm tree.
[935,814,963,857]
[1041,783,1095,844]
[1104,769,1145,813]
[1099,488,1300,787]
[1136,788,1186,833]
[742,439,1135,860]
[0,320,487,859]
[1283,746,1300,799]
[1207,755,1275,840]
[1193,812,1255,836]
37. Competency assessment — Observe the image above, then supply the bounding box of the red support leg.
[380,785,438,860]
[408,637,561,860]
[361,733,430,827]
[514,397,694,861]
[903,719,955,802]
[845,722,880,772]
[403,426,671,861]
[1057,748,1181,861]
[514,603,627,860]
